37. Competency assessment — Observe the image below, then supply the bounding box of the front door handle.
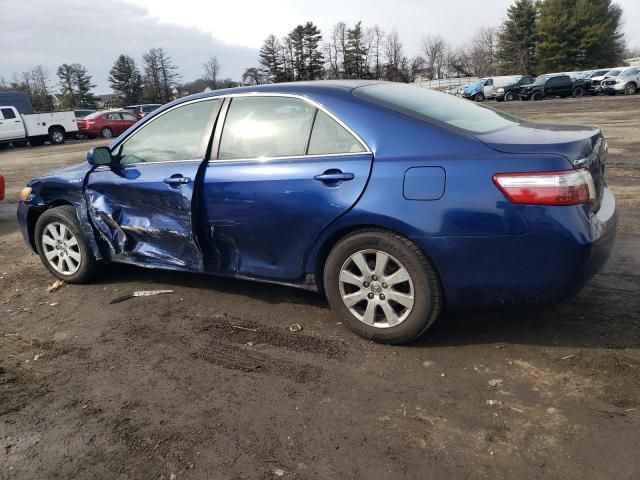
[314,171,355,183]
[163,175,192,187]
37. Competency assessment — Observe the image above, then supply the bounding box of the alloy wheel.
[41,222,82,275]
[338,249,415,328]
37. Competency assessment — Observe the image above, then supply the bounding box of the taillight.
[493,169,595,206]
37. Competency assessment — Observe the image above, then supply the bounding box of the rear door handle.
[314,171,355,183]
[163,176,192,187]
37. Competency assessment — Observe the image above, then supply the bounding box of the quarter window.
[118,99,218,165]
[308,110,366,155]
[218,97,315,160]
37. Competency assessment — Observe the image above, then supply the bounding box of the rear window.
[84,111,104,119]
[353,83,519,134]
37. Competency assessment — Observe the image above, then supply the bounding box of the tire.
[505,91,515,102]
[532,91,543,101]
[101,127,113,138]
[323,230,442,344]
[49,127,66,145]
[29,136,46,146]
[474,92,484,102]
[572,87,584,97]
[34,206,97,283]
[625,82,637,95]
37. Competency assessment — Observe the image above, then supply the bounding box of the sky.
[1,0,639,94]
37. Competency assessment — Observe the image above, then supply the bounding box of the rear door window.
[218,97,315,160]
[1,108,16,119]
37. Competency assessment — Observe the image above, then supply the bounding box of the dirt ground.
[1,95,639,480]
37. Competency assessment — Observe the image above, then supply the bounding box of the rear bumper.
[413,186,617,310]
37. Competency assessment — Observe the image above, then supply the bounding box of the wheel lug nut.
[363,282,369,287]
[368,293,374,299]
[380,294,385,300]
[372,275,378,281]
[382,283,388,288]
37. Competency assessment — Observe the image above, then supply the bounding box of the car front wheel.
[35,206,97,283]
[101,127,113,138]
[324,230,442,344]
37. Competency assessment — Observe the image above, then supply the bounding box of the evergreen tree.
[71,64,97,107]
[498,0,539,74]
[259,34,286,82]
[108,54,144,106]
[536,0,625,72]
[57,64,76,109]
[288,22,324,81]
[344,22,369,78]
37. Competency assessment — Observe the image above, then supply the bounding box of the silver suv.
[602,67,640,95]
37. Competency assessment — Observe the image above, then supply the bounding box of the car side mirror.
[87,146,113,166]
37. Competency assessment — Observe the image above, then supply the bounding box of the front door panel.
[201,153,373,280]
[86,162,203,270]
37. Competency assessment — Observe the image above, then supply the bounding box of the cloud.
[0,0,258,93]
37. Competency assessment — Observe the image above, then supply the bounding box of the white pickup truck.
[0,106,78,146]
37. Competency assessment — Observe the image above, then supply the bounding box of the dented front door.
[86,161,203,270]
[85,98,220,271]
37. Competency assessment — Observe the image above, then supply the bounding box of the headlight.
[20,187,32,201]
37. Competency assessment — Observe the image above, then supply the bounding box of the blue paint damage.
[17,80,617,310]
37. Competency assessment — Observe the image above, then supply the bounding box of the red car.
[0,174,4,201]
[77,110,138,139]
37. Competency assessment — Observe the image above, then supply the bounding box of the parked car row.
[455,65,640,103]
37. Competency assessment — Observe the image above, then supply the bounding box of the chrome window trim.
[111,92,372,162]
[92,159,202,171]
[206,151,372,165]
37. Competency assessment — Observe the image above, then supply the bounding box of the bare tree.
[242,67,267,85]
[421,34,449,80]
[366,25,385,80]
[384,30,404,81]
[203,56,222,89]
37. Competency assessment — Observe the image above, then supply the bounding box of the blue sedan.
[17,81,616,344]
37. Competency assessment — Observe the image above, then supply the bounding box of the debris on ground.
[561,354,576,360]
[488,379,504,388]
[231,325,258,332]
[287,324,302,332]
[486,400,503,407]
[49,302,59,307]
[33,353,44,361]
[422,360,434,368]
[274,468,285,477]
[109,290,174,304]
[47,280,65,293]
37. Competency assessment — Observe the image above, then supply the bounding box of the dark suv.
[494,75,534,102]
[518,75,585,100]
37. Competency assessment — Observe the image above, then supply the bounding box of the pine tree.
[259,35,286,82]
[57,64,76,109]
[108,55,144,106]
[303,22,324,80]
[536,0,625,72]
[497,0,539,74]
[344,22,369,78]
[71,64,97,107]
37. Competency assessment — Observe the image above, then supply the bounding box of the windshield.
[533,75,548,85]
[467,80,483,89]
[353,83,520,135]
[605,69,622,77]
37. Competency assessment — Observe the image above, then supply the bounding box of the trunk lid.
[476,122,606,210]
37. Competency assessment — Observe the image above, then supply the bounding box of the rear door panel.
[201,153,372,279]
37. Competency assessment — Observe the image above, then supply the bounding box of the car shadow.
[96,263,638,350]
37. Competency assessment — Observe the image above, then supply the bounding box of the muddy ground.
[0,95,638,479]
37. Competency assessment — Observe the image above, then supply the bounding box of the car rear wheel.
[505,91,515,102]
[48,127,66,145]
[101,127,113,138]
[625,82,637,95]
[572,86,585,97]
[35,206,97,283]
[324,230,442,344]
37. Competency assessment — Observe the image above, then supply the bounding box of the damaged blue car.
[17,81,616,344]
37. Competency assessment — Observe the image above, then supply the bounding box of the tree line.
[245,0,630,84]
[0,0,634,112]
[0,48,236,111]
